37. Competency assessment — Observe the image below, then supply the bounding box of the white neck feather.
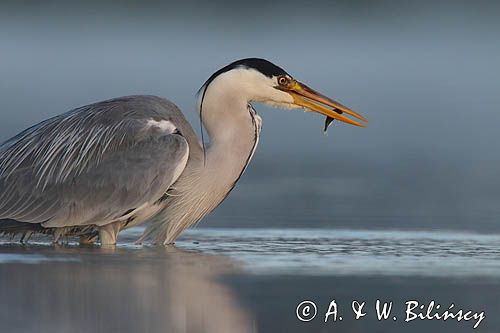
[148,71,263,244]
[201,74,261,175]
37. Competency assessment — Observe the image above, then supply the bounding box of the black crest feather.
[198,58,288,95]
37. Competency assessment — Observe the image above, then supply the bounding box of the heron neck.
[149,98,261,244]
[203,102,261,188]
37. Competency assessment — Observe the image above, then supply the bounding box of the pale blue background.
[1,0,499,232]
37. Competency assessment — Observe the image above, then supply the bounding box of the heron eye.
[278,76,289,86]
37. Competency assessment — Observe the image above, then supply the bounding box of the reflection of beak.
[281,81,368,127]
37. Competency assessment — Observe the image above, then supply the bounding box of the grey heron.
[0,58,367,245]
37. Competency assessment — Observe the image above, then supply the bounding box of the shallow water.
[1,227,499,333]
[172,228,500,277]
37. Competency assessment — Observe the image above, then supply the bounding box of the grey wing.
[0,96,189,228]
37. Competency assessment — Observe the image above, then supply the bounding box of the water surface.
[1,227,499,333]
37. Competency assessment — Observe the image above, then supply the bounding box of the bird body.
[0,58,366,245]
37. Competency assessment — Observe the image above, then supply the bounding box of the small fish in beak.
[323,110,344,133]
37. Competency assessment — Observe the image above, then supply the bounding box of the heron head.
[199,58,367,128]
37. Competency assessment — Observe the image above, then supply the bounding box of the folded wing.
[0,96,189,229]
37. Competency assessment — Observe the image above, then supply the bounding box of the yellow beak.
[281,81,367,127]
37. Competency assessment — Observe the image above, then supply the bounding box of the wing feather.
[0,96,190,228]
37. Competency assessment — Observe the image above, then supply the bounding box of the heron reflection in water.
[0,244,253,333]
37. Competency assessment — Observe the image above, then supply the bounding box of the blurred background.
[1,0,500,233]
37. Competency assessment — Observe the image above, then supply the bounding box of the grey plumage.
[0,96,196,241]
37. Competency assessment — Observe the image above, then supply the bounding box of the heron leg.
[53,228,65,244]
[98,222,121,246]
